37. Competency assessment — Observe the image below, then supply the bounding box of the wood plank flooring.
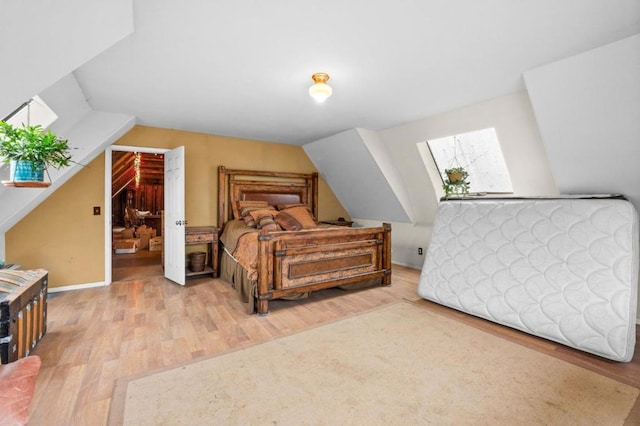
[29,264,640,425]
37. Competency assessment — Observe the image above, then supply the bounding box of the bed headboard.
[217,166,319,227]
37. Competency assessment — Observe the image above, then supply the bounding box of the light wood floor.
[30,264,640,425]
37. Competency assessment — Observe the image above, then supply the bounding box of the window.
[3,96,58,129]
[426,128,513,194]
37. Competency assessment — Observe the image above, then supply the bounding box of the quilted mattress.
[418,197,639,362]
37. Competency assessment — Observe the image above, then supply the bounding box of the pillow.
[257,215,280,232]
[239,204,275,219]
[249,209,280,231]
[234,200,270,219]
[242,214,258,228]
[275,211,303,231]
[248,208,278,222]
[240,205,276,228]
[280,206,317,228]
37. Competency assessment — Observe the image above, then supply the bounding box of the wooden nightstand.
[185,226,219,278]
[321,219,353,227]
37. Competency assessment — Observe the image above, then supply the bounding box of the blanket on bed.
[220,220,260,280]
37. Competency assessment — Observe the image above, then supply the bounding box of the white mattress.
[418,197,639,362]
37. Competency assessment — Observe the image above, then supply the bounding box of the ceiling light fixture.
[309,72,333,102]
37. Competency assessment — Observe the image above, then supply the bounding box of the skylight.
[3,96,58,129]
[426,128,513,194]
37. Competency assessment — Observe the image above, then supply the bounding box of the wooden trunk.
[0,270,48,364]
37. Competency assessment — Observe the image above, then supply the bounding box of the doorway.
[105,146,168,283]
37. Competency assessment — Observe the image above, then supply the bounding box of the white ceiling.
[73,0,640,145]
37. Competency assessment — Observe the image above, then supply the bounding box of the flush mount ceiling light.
[308,72,333,102]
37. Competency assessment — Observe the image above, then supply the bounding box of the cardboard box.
[149,237,163,252]
[114,238,140,254]
[136,225,157,249]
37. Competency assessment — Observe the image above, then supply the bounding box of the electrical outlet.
[93,206,101,215]
[418,247,423,255]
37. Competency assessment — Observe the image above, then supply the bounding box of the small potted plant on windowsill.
[443,166,470,198]
[0,121,72,187]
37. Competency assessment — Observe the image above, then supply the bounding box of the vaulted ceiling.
[73,0,640,145]
[111,151,164,197]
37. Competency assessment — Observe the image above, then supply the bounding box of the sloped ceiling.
[304,129,410,222]
[74,0,640,145]
[524,34,640,213]
[112,152,164,197]
[0,0,133,118]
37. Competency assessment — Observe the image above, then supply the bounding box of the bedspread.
[220,220,339,281]
[220,220,260,280]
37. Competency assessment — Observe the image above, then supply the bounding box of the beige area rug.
[109,301,639,425]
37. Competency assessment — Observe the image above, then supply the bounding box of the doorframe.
[104,145,169,285]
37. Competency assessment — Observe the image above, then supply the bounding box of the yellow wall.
[6,125,348,288]
[6,152,106,286]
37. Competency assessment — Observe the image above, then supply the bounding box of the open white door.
[164,146,186,285]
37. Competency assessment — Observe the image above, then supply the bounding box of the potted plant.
[0,121,72,186]
[443,166,470,198]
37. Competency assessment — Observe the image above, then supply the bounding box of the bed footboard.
[256,223,391,315]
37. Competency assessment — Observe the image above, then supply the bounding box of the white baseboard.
[48,281,108,293]
[391,261,421,270]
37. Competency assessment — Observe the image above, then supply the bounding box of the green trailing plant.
[443,166,470,198]
[0,121,72,177]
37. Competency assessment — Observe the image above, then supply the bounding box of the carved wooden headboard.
[217,166,318,227]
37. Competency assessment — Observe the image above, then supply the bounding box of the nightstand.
[185,226,219,278]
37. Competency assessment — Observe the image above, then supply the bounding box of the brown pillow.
[248,209,280,231]
[257,215,280,232]
[248,208,279,221]
[234,200,270,219]
[281,206,317,228]
[275,211,303,231]
[242,214,257,228]
[239,204,275,218]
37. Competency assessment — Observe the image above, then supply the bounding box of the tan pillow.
[234,200,270,219]
[242,214,258,228]
[281,206,316,228]
[275,211,303,231]
[258,215,280,231]
[249,209,280,231]
[249,208,278,221]
[240,205,275,218]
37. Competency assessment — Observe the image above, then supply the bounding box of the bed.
[217,166,392,315]
[418,196,639,362]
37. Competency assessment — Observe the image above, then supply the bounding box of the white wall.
[303,129,410,222]
[524,33,640,212]
[524,33,640,319]
[366,91,558,269]
[0,74,135,262]
[0,0,133,117]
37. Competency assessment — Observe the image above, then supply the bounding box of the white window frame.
[426,128,513,195]
[3,96,58,129]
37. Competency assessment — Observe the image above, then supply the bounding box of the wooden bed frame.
[218,166,392,315]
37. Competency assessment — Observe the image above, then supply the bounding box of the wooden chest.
[0,269,48,364]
